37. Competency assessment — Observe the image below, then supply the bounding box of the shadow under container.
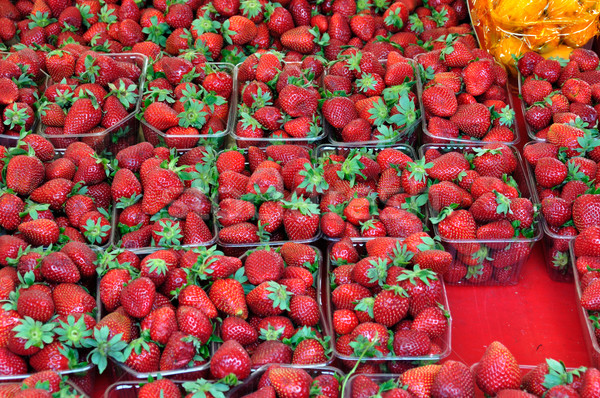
[322,240,452,368]
[231,62,327,148]
[570,241,600,368]
[141,62,236,151]
[324,59,421,148]
[315,144,428,242]
[96,247,219,382]
[522,141,575,283]
[211,245,335,368]
[228,365,344,398]
[39,53,148,154]
[419,143,542,286]
[416,56,520,146]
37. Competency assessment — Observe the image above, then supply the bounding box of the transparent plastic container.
[322,240,452,365]
[140,62,236,151]
[522,142,575,283]
[39,53,148,153]
[209,245,335,368]
[232,62,327,148]
[324,59,421,148]
[315,144,428,242]
[416,56,520,146]
[110,205,218,250]
[570,242,600,368]
[96,247,217,381]
[228,365,344,398]
[215,146,322,254]
[419,144,542,285]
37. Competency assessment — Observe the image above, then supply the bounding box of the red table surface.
[91,91,592,396]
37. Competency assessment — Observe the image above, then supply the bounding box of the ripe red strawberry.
[269,367,313,398]
[120,277,155,319]
[431,361,475,397]
[210,340,251,380]
[475,341,521,395]
[450,103,491,138]
[209,278,249,319]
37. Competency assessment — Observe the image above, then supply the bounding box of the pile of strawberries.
[418,42,517,143]
[234,53,324,147]
[141,57,233,150]
[38,50,145,153]
[425,143,538,285]
[322,50,420,144]
[0,370,88,397]
[0,137,112,247]
[524,123,600,278]
[216,145,321,246]
[113,142,215,249]
[351,341,598,397]
[95,242,327,376]
[0,241,97,388]
[519,49,600,140]
[318,146,427,240]
[327,235,451,372]
[0,49,44,140]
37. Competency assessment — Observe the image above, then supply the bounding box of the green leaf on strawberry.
[12,317,55,349]
[84,327,129,373]
[55,315,93,348]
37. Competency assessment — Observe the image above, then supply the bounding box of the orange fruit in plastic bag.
[547,0,584,19]
[540,44,574,60]
[491,0,547,28]
[562,17,597,47]
[491,35,529,73]
[523,23,561,53]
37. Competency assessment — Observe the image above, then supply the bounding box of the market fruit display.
[425,143,539,285]
[327,235,451,371]
[418,46,517,143]
[0,0,599,389]
[38,51,146,153]
[519,49,600,140]
[317,146,427,240]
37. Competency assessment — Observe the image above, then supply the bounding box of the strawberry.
[120,277,155,319]
[431,360,475,397]
[269,367,313,398]
[210,340,251,380]
[139,379,180,398]
[475,341,521,395]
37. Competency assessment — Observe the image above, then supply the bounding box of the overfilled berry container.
[95,247,220,381]
[419,143,542,285]
[416,53,519,146]
[315,144,429,242]
[140,62,236,151]
[521,137,600,283]
[214,145,322,255]
[209,244,335,368]
[228,365,344,398]
[39,53,148,154]
[322,54,422,148]
[232,58,327,148]
[109,144,218,251]
[322,239,452,371]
